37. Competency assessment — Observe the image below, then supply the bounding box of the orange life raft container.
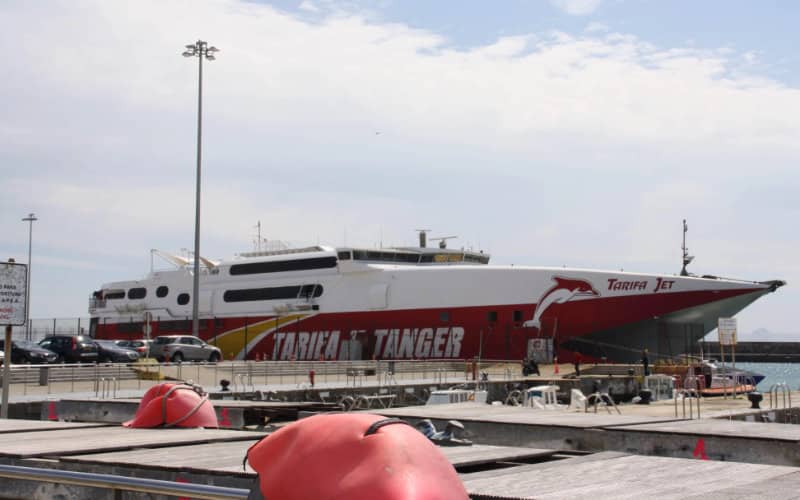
[245,413,469,500]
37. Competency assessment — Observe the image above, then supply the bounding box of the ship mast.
[681,219,694,276]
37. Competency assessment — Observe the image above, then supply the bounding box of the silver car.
[150,335,222,363]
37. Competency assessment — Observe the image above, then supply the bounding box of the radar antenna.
[681,219,694,276]
[430,235,458,249]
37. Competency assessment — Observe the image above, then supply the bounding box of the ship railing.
[88,298,106,311]
[0,463,248,500]
[769,382,791,409]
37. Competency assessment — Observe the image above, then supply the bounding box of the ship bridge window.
[223,284,324,303]
[352,250,420,264]
[128,287,147,300]
[177,293,190,305]
[440,311,450,322]
[513,310,523,322]
[105,291,125,300]
[337,251,351,260]
[487,311,498,323]
[156,286,169,298]
[229,256,337,275]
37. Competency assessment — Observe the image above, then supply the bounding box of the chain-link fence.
[7,317,91,343]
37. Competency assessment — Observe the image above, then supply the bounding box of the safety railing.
[0,463,248,499]
[769,382,792,409]
[94,377,118,398]
[585,392,621,414]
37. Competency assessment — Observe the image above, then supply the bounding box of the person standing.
[642,349,650,376]
[574,352,582,377]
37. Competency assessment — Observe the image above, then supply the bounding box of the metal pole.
[22,213,37,340]
[191,47,203,340]
[2,325,12,418]
[182,40,218,339]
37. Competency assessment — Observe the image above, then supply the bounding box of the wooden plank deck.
[0,419,111,434]
[614,418,800,442]
[0,426,266,458]
[58,440,553,474]
[461,452,800,499]
[376,403,677,428]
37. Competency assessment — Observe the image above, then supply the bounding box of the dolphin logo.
[522,276,599,329]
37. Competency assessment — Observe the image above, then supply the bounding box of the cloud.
[0,0,796,335]
[550,0,603,16]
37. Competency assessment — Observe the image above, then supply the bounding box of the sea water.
[731,362,800,391]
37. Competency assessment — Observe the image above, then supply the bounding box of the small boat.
[695,360,762,397]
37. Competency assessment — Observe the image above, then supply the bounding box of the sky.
[0,0,797,340]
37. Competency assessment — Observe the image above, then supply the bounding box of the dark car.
[0,339,58,364]
[94,339,140,363]
[38,335,99,363]
[114,339,152,357]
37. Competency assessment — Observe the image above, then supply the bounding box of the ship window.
[440,311,450,322]
[105,291,125,300]
[224,284,324,303]
[230,256,337,275]
[128,287,147,300]
[156,286,169,298]
[337,251,351,260]
[177,293,190,305]
[513,310,523,322]
[487,311,498,322]
[420,254,434,263]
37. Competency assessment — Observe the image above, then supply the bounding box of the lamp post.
[21,213,37,340]
[182,40,218,339]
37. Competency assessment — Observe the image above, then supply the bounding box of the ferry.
[88,231,784,363]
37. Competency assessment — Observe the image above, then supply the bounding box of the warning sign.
[718,317,738,346]
[0,262,28,325]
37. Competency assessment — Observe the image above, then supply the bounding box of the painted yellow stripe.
[209,315,306,359]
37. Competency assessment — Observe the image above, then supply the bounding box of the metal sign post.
[1,260,28,419]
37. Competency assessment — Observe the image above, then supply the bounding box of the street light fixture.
[182,40,219,339]
[21,213,37,340]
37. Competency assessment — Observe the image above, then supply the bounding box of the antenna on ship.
[415,229,431,248]
[681,219,694,276]
[254,221,268,252]
[430,235,458,249]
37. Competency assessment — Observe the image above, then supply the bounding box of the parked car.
[38,335,99,363]
[150,335,222,363]
[0,339,58,364]
[114,339,152,357]
[94,339,140,363]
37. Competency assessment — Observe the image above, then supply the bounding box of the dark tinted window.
[487,311,498,322]
[440,311,450,322]
[223,284,323,303]
[128,287,147,299]
[177,293,190,305]
[229,256,337,276]
[513,310,523,322]
[105,291,125,300]
[337,251,351,260]
[156,286,169,298]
